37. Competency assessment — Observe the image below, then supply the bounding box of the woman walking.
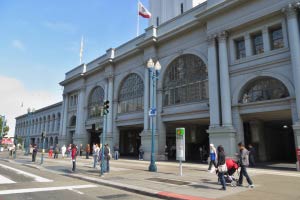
[208,144,217,172]
[61,145,66,158]
[93,144,100,168]
[216,145,226,191]
[71,144,77,172]
[104,144,111,173]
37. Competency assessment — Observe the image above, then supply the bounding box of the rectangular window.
[270,26,284,50]
[235,38,246,59]
[156,17,159,27]
[252,32,264,55]
[181,3,184,14]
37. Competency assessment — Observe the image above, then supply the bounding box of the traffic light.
[103,100,110,115]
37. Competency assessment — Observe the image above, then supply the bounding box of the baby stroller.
[217,158,239,187]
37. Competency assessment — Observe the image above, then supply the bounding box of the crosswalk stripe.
[0,175,16,184]
[0,185,97,195]
[0,163,52,182]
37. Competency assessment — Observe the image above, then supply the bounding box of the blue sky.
[0,0,149,135]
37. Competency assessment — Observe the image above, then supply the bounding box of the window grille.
[163,54,208,106]
[88,87,105,118]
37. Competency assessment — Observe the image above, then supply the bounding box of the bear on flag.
[138,2,151,18]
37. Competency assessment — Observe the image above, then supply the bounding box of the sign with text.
[176,128,185,161]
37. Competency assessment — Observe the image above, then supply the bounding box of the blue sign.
[148,108,157,117]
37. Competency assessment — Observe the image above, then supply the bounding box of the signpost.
[176,128,185,176]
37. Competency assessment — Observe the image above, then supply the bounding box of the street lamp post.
[41,132,46,165]
[147,58,161,172]
[25,108,35,156]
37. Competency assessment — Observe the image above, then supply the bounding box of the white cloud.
[0,76,61,137]
[12,39,25,51]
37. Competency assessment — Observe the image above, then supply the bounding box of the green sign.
[176,128,185,136]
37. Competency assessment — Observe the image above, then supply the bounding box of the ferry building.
[15,0,300,163]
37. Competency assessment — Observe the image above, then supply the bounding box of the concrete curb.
[66,173,213,200]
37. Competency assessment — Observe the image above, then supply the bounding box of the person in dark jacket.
[237,142,254,188]
[216,145,226,191]
[248,144,256,167]
[86,144,90,159]
[32,144,38,162]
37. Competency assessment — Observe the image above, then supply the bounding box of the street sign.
[176,128,185,176]
[148,108,157,117]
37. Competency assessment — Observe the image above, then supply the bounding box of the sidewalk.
[1,152,300,200]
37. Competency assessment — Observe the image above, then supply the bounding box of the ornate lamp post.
[40,132,46,164]
[25,108,35,156]
[147,58,161,172]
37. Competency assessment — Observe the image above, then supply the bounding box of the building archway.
[238,77,295,163]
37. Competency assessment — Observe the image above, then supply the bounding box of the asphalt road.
[0,160,159,200]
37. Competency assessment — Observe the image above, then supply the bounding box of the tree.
[0,117,9,136]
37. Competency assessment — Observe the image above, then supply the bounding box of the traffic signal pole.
[100,100,109,176]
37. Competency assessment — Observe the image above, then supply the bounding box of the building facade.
[16,0,300,163]
[15,102,62,149]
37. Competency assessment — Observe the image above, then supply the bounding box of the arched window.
[118,74,144,113]
[240,77,289,103]
[88,86,105,118]
[69,115,76,127]
[163,54,208,106]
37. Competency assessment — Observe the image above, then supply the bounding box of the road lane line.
[0,184,97,195]
[0,163,52,182]
[0,175,16,184]
[69,189,84,195]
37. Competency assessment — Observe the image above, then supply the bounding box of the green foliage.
[0,116,9,135]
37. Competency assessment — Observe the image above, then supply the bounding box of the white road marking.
[0,163,52,182]
[69,189,84,195]
[0,175,16,184]
[0,184,97,195]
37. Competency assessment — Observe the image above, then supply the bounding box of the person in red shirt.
[71,144,77,172]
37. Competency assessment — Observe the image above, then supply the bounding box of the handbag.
[218,164,228,173]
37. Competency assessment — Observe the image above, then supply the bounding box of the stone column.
[218,31,233,127]
[249,120,267,161]
[232,107,244,145]
[207,35,220,128]
[75,88,87,145]
[262,26,271,52]
[143,66,150,132]
[284,3,300,149]
[106,75,114,148]
[59,94,68,146]
[245,33,253,57]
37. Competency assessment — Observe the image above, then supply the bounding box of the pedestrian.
[248,144,256,167]
[32,144,38,162]
[93,144,100,168]
[208,144,217,172]
[86,144,90,159]
[237,142,254,188]
[54,145,59,159]
[79,144,83,157]
[104,144,111,173]
[113,144,119,160]
[139,145,144,160]
[48,147,53,158]
[61,145,66,158]
[216,145,227,191]
[68,144,72,158]
[71,144,77,172]
[199,146,203,162]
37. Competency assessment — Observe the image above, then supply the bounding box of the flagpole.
[137,0,140,36]
[80,36,83,65]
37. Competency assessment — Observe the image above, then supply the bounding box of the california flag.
[138,2,151,18]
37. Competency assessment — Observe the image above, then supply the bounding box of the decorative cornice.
[282,3,298,19]
[218,31,229,42]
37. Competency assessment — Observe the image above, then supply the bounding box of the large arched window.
[118,73,144,113]
[88,86,105,118]
[240,77,289,103]
[163,54,208,106]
